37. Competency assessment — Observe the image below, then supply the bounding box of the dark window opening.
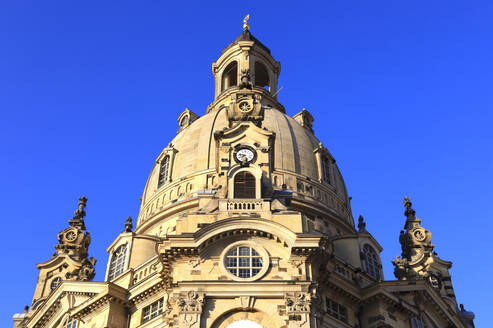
[325,298,348,323]
[410,316,428,328]
[363,244,380,280]
[158,156,170,188]
[234,172,256,199]
[322,157,332,185]
[50,277,62,291]
[221,61,238,91]
[254,61,270,90]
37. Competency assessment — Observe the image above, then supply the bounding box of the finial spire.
[403,196,416,218]
[243,14,250,31]
[124,216,133,233]
[73,196,88,220]
[69,196,87,230]
[393,196,435,280]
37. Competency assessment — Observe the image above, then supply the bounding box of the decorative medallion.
[65,230,77,242]
[238,101,252,113]
[413,228,426,242]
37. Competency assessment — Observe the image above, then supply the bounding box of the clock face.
[236,148,255,163]
[65,231,77,241]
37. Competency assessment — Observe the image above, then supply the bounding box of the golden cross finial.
[243,14,250,31]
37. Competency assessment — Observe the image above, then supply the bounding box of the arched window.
[108,244,127,281]
[234,172,256,199]
[362,244,380,280]
[322,156,332,185]
[410,316,428,328]
[62,317,78,328]
[50,277,62,291]
[221,61,238,91]
[254,61,270,90]
[158,156,170,188]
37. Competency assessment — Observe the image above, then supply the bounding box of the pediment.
[374,280,463,327]
[159,217,322,256]
[25,281,106,328]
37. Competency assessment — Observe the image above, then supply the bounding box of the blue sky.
[1,1,492,326]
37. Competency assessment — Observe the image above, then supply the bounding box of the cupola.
[211,15,281,101]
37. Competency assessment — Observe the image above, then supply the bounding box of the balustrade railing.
[219,199,270,212]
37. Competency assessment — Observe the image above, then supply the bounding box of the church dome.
[135,27,354,234]
[16,19,475,328]
[137,97,352,232]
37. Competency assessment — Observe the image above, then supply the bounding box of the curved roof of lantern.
[222,30,271,54]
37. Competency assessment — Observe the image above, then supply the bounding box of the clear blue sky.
[1,1,492,326]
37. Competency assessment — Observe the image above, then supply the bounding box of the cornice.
[70,283,128,321]
[383,280,464,327]
[128,280,167,306]
[28,287,100,328]
[36,253,79,270]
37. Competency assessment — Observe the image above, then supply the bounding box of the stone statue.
[124,216,133,232]
[239,69,252,89]
[74,196,88,220]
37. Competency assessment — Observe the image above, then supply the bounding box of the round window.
[225,246,262,278]
[221,242,269,281]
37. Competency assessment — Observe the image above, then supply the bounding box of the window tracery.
[322,156,332,185]
[142,298,164,323]
[108,244,127,281]
[325,297,348,323]
[225,246,263,278]
[158,156,170,188]
[234,171,256,198]
[362,244,380,280]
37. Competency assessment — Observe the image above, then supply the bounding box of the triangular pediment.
[373,280,463,327]
[25,281,107,328]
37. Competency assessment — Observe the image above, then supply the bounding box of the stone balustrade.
[219,199,270,212]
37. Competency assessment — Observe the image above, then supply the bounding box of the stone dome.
[135,29,354,233]
[137,101,352,232]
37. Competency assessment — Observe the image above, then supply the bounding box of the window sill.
[137,314,167,328]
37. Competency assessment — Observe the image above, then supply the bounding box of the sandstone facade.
[13,20,475,328]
